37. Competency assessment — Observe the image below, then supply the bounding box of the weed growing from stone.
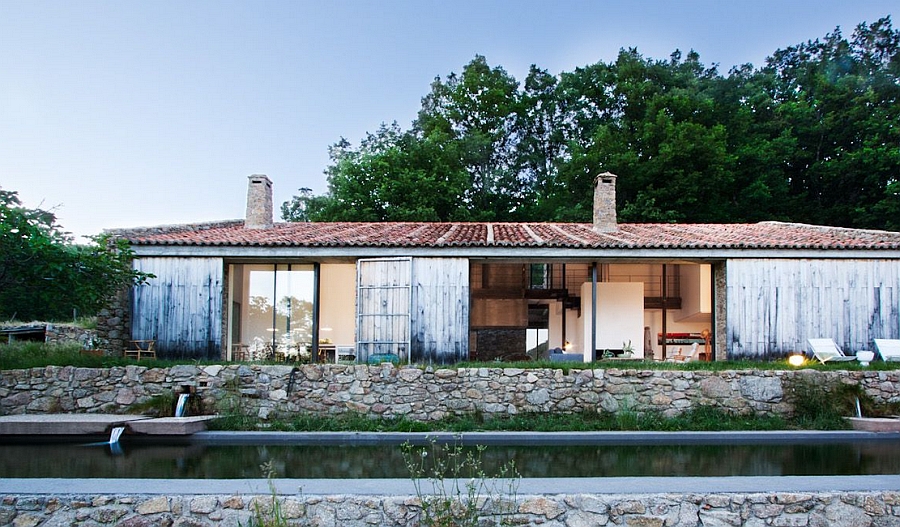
[401,438,519,526]
[128,391,177,417]
[241,461,291,527]
[211,375,258,430]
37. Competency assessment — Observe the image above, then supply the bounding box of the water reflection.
[3,439,900,479]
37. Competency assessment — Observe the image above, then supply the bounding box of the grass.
[1,316,97,330]
[0,341,185,370]
[458,358,900,372]
[208,406,799,433]
[3,341,898,372]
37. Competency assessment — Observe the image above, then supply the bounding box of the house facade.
[113,175,900,363]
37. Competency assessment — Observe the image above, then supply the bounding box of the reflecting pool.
[3,437,900,479]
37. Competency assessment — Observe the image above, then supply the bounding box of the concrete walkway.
[0,414,215,435]
[3,475,900,496]
[192,429,900,445]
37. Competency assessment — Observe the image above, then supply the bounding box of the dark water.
[2,438,900,479]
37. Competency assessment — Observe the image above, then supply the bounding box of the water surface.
[2,438,899,479]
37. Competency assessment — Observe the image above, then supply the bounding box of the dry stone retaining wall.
[1,490,899,526]
[2,364,898,419]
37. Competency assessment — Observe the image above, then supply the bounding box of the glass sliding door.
[274,264,314,360]
[229,263,314,361]
[246,264,276,359]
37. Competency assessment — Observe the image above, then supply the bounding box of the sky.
[1,1,896,240]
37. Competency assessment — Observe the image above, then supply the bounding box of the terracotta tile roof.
[112,220,900,251]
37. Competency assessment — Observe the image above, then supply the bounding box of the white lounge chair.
[874,339,900,362]
[667,343,699,363]
[807,338,857,364]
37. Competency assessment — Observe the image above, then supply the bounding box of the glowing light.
[788,354,805,367]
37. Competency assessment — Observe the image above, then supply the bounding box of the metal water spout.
[856,397,863,418]
[175,393,190,418]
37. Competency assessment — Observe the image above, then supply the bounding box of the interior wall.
[548,301,579,353]
[581,282,645,359]
[319,263,357,347]
[678,264,712,322]
[470,299,527,327]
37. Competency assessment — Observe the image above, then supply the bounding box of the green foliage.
[129,391,177,417]
[285,18,900,231]
[0,341,178,370]
[785,375,857,429]
[241,461,291,527]
[210,407,795,433]
[401,440,519,527]
[0,342,87,369]
[0,188,152,321]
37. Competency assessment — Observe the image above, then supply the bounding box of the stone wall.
[1,490,898,526]
[43,324,99,349]
[2,364,898,419]
[94,288,130,356]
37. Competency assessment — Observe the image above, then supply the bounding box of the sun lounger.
[667,343,699,363]
[874,339,900,362]
[807,338,857,364]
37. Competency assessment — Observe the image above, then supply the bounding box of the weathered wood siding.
[726,258,900,358]
[356,258,412,362]
[132,257,224,359]
[411,258,469,364]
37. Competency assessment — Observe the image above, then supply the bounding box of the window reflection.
[231,264,314,361]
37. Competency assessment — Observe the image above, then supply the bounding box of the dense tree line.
[0,189,150,322]
[283,18,900,230]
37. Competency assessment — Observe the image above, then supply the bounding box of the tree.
[283,123,471,222]
[0,188,150,321]
[415,55,524,220]
[762,17,900,228]
[284,18,900,231]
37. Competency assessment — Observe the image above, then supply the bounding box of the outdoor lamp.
[788,353,805,367]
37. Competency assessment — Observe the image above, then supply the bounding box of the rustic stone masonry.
[2,364,898,419]
[1,490,898,526]
[41,324,98,348]
[94,289,129,356]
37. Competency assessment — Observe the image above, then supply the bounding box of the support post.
[591,262,597,362]
[312,262,321,362]
[661,264,668,361]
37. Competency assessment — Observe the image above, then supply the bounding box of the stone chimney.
[245,174,273,229]
[592,172,618,233]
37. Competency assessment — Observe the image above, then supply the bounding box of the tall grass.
[0,341,173,370]
[209,407,795,433]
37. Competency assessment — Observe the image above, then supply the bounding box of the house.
[111,174,900,363]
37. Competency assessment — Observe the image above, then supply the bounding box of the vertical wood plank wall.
[411,258,469,364]
[726,258,900,358]
[357,258,412,362]
[132,257,224,359]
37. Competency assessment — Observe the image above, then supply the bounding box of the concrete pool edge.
[191,429,900,445]
[4,475,900,496]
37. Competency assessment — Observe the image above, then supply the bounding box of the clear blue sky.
[1,1,895,239]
